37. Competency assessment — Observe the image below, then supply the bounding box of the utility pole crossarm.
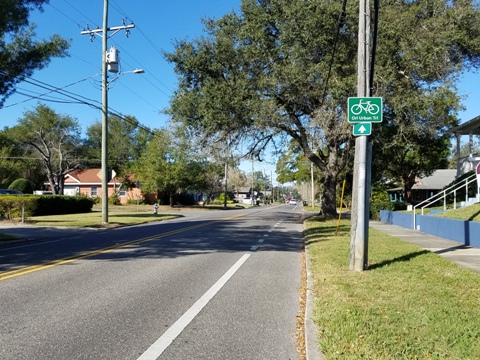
[81,24,135,38]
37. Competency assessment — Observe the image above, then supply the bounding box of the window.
[90,186,98,197]
[119,187,126,197]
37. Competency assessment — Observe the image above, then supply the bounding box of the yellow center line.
[0,213,247,281]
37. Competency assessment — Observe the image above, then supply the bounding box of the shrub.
[176,192,195,205]
[0,195,37,220]
[215,192,234,204]
[34,195,94,216]
[0,195,94,219]
[109,194,121,205]
[369,201,407,220]
[8,178,33,194]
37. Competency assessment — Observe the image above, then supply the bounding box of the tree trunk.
[55,173,65,195]
[321,172,338,216]
[47,174,58,194]
[402,171,417,203]
[169,192,175,207]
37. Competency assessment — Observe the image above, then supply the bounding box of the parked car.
[0,189,23,195]
[289,199,297,205]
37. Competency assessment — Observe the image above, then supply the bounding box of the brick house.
[63,168,156,205]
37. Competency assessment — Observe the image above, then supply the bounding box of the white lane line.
[263,234,269,237]
[137,254,251,360]
[250,246,258,251]
[258,239,264,243]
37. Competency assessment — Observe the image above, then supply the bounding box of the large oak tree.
[165,0,480,214]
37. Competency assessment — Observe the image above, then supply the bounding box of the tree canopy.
[166,0,480,212]
[133,129,207,206]
[0,0,70,107]
[83,115,153,174]
[7,103,82,194]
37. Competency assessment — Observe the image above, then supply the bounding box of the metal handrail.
[413,172,477,229]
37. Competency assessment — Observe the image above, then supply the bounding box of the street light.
[100,67,144,225]
[107,69,145,87]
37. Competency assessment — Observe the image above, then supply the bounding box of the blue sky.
[2,0,479,131]
[1,0,479,181]
[1,0,242,132]
[0,0,285,182]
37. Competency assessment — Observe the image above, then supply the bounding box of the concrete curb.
[305,242,324,360]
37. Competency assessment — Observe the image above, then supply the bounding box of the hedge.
[0,195,94,219]
[0,196,38,220]
[34,196,94,216]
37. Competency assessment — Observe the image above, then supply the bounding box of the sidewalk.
[369,220,480,274]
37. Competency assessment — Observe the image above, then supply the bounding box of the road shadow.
[0,207,303,272]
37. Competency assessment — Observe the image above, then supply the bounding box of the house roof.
[237,187,251,193]
[65,168,118,185]
[453,115,480,135]
[412,169,457,190]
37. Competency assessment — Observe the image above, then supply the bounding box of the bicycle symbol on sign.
[350,100,380,115]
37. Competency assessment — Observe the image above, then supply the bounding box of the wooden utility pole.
[350,0,371,271]
[81,0,134,224]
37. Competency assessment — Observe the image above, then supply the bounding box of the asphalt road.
[0,204,304,359]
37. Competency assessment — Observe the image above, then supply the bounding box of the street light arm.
[107,69,145,87]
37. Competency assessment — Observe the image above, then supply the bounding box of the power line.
[21,77,101,108]
[47,2,86,30]
[109,37,173,96]
[108,0,174,94]
[2,4,164,135]
[64,0,101,30]
[116,81,163,113]
[12,90,84,106]
[44,1,172,113]
[1,71,156,135]
[0,73,101,109]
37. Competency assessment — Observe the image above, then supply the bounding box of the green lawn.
[432,203,480,222]
[306,216,480,359]
[27,210,182,227]
[0,202,252,229]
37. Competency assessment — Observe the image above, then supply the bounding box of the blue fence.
[380,210,480,247]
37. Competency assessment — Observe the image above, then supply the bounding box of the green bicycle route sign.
[348,97,383,123]
[353,123,371,136]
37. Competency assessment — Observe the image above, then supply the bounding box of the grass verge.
[26,211,182,227]
[0,202,252,233]
[306,216,480,359]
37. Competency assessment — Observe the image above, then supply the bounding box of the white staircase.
[413,172,478,229]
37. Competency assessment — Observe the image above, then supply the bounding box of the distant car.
[0,189,23,195]
[289,199,297,205]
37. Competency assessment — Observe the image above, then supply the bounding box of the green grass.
[432,203,480,222]
[306,216,480,359]
[27,211,182,227]
[0,202,254,231]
